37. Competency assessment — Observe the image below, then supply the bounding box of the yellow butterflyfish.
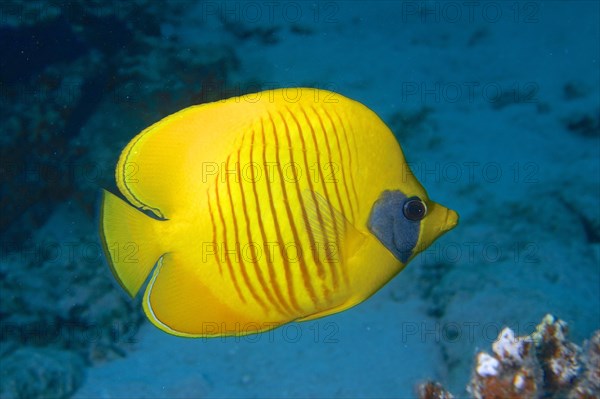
[100,88,458,337]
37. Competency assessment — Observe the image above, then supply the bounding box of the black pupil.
[403,198,426,221]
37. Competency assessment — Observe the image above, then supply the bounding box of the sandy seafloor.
[3,1,598,398]
[74,2,599,398]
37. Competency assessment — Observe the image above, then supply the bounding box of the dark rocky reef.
[0,1,241,241]
[0,1,247,398]
[0,347,85,399]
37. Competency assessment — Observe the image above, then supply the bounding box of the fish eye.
[403,197,427,221]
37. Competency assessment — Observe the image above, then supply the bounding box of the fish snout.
[442,208,459,232]
[414,201,459,254]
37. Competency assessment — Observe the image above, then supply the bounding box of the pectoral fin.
[302,190,366,275]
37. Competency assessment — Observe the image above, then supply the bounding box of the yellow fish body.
[100,88,458,337]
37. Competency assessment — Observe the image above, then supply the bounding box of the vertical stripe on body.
[204,103,360,317]
[237,130,292,317]
[281,108,332,305]
[301,106,347,289]
[269,111,320,308]
[259,117,304,314]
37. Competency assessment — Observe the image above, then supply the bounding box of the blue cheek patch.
[367,190,420,263]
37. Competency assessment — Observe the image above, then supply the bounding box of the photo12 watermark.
[200,160,341,185]
[195,320,340,343]
[1,240,110,265]
[416,241,540,266]
[402,161,540,185]
[399,2,540,24]
[400,81,539,106]
[399,320,539,344]
[197,1,341,24]
[2,161,115,187]
[112,82,343,107]
[0,321,139,346]
[202,240,341,265]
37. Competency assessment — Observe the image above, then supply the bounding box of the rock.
[562,110,600,138]
[569,331,600,398]
[532,314,581,391]
[418,381,454,399]
[0,347,85,399]
[416,314,600,399]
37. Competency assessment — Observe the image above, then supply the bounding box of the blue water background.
[1,1,598,398]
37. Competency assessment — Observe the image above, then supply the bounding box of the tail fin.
[100,190,165,297]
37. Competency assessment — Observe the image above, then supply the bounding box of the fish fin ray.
[142,253,282,337]
[100,190,165,297]
[296,297,363,322]
[302,190,366,264]
[115,119,192,219]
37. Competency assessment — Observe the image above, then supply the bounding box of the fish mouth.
[441,208,459,232]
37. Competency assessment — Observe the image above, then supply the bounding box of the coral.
[532,315,581,392]
[569,331,600,398]
[418,381,454,399]
[417,315,600,399]
[468,326,540,399]
[0,346,85,399]
[492,328,531,366]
